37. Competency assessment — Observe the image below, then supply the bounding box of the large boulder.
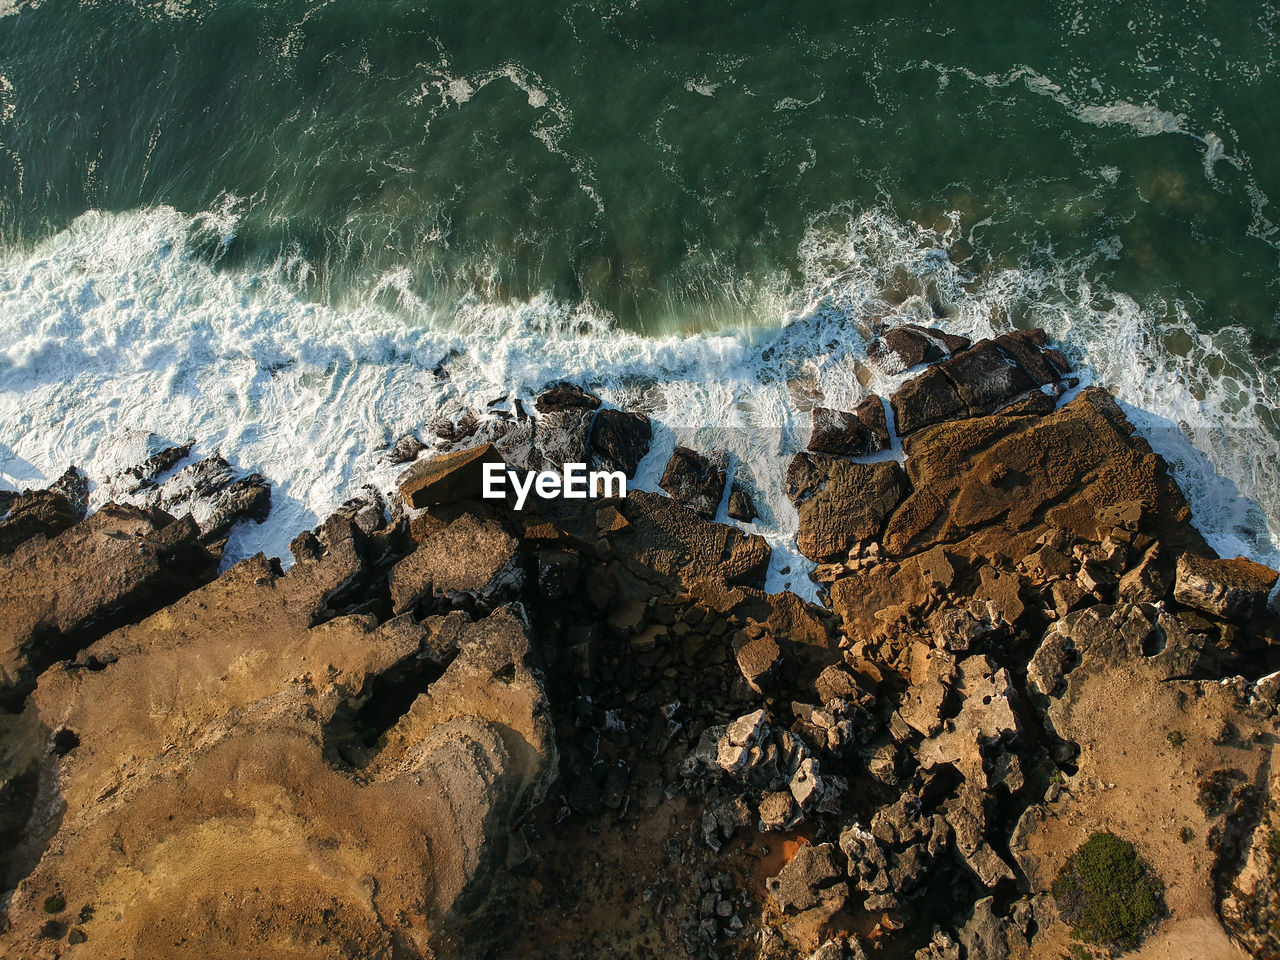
[588,408,653,477]
[890,330,1069,436]
[1173,553,1278,623]
[808,396,890,458]
[869,324,970,369]
[659,446,727,518]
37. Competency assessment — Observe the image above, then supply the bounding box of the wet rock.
[808,397,890,458]
[588,408,652,476]
[660,446,727,518]
[890,331,1068,437]
[870,324,970,368]
[389,514,523,612]
[890,366,966,436]
[1174,553,1278,622]
[535,381,602,413]
[388,433,427,464]
[765,842,845,913]
[786,454,909,562]
[197,472,272,543]
[727,481,757,523]
[398,443,507,509]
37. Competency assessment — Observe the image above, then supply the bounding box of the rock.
[786,454,909,561]
[766,842,845,912]
[815,665,862,704]
[1026,627,1077,701]
[929,608,996,653]
[870,324,970,368]
[727,482,757,523]
[914,929,962,960]
[1173,553,1278,622]
[534,381,602,412]
[619,491,770,590]
[882,388,1201,559]
[588,408,652,476]
[398,443,507,509]
[660,446,727,518]
[733,630,781,693]
[890,366,966,436]
[758,790,799,831]
[958,896,1028,960]
[808,397,890,458]
[0,555,555,955]
[890,331,1068,437]
[196,472,272,543]
[1118,543,1173,602]
[0,507,215,706]
[528,408,594,473]
[389,514,523,612]
[46,466,89,521]
[388,433,426,464]
[0,488,79,555]
[898,645,955,738]
[716,709,769,778]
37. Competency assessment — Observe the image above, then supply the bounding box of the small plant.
[1180,827,1194,843]
[1052,831,1164,951]
[1068,944,1090,960]
[42,893,65,914]
[1166,730,1185,748]
[1050,769,1067,786]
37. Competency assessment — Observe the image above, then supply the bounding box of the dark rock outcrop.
[588,408,652,476]
[660,446,727,518]
[808,396,890,458]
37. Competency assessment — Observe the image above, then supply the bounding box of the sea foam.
[0,204,1275,600]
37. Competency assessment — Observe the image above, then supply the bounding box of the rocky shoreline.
[1,325,1277,960]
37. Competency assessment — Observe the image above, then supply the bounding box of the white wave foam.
[0,204,1276,604]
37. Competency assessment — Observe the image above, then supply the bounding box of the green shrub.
[1166,730,1185,748]
[42,893,65,913]
[1052,832,1163,951]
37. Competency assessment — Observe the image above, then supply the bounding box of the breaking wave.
[0,203,1275,597]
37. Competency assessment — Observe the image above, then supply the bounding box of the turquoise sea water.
[0,0,1276,577]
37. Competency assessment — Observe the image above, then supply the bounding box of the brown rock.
[727,482,758,523]
[890,365,966,436]
[0,489,79,555]
[870,324,970,368]
[588,408,652,477]
[733,631,781,693]
[808,396,890,457]
[389,514,523,613]
[659,446,727,518]
[0,507,215,706]
[398,443,507,509]
[620,491,770,589]
[1174,554,1278,622]
[787,454,909,561]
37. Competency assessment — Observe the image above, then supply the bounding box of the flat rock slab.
[787,454,909,562]
[1174,553,1278,622]
[390,513,523,613]
[0,506,214,706]
[399,443,507,509]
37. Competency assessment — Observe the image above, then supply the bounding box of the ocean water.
[0,1,1276,590]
